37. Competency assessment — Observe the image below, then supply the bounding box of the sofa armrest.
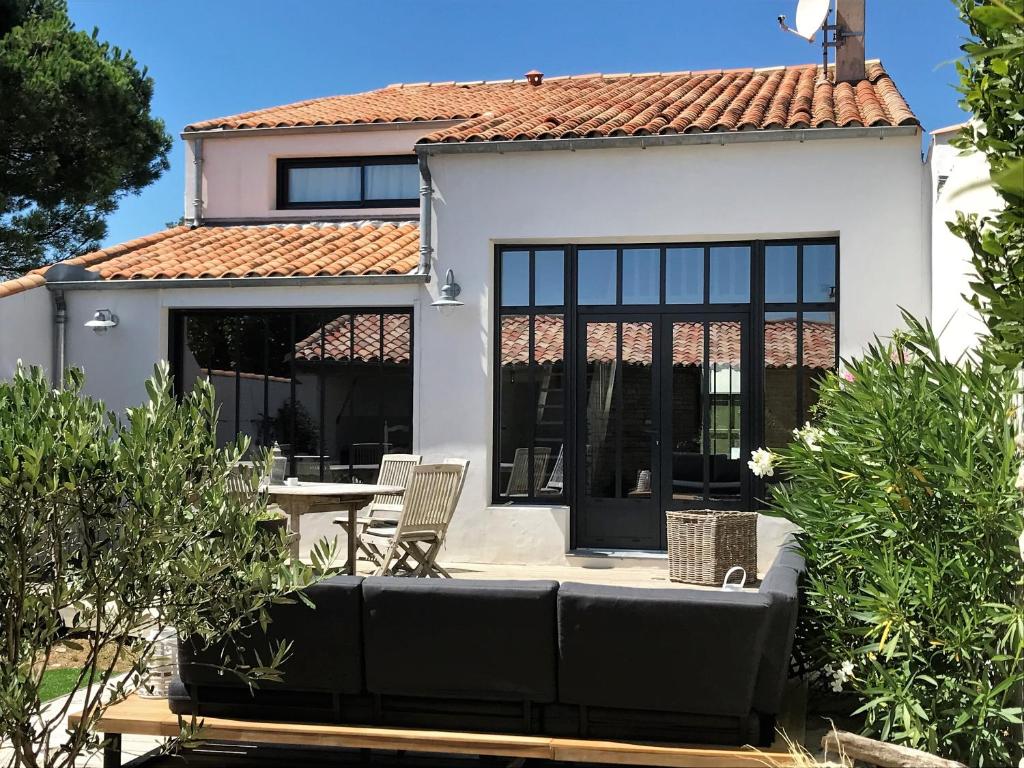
[557,583,771,717]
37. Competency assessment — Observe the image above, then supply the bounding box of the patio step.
[566,548,668,570]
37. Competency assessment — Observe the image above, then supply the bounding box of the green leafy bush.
[0,362,337,768]
[763,315,1024,765]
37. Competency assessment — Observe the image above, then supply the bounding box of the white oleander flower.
[748,448,776,478]
[830,678,844,693]
[1015,431,1024,452]
[793,422,824,452]
[1016,461,1024,493]
[840,660,855,679]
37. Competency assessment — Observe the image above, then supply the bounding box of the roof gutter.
[415,124,919,156]
[43,274,430,291]
[180,119,462,140]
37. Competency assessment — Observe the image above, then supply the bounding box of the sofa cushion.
[557,583,770,717]
[753,543,805,714]
[178,574,364,695]
[363,577,559,703]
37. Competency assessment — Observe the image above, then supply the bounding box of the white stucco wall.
[418,133,929,566]
[0,285,52,379]
[929,132,999,359]
[185,125,439,222]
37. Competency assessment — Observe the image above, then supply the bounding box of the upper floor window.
[276,156,419,209]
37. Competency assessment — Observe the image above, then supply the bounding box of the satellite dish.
[794,0,830,41]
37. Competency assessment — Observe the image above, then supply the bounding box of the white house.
[0,54,969,568]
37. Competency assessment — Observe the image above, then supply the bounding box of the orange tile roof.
[186,62,917,141]
[0,222,420,297]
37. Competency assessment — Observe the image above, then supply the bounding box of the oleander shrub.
[762,315,1024,765]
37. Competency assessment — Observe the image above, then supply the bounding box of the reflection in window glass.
[709,246,750,303]
[765,245,797,303]
[708,321,742,499]
[665,248,703,304]
[670,322,704,500]
[577,249,617,305]
[802,311,836,421]
[803,244,837,302]
[177,309,413,486]
[763,312,799,449]
[533,315,565,495]
[584,322,620,498]
[501,250,530,306]
[622,248,660,304]
[534,250,565,306]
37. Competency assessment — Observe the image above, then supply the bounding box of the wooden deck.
[71,695,797,767]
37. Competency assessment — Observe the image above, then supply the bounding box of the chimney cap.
[525,70,544,86]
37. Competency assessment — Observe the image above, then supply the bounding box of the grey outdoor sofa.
[168,543,804,747]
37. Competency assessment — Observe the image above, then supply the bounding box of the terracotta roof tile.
[0,222,420,297]
[185,62,917,142]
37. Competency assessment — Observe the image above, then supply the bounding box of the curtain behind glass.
[364,163,418,200]
[288,166,360,203]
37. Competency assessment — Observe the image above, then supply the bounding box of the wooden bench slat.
[70,695,796,767]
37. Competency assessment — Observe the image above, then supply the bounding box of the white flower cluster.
[822,660,856,693]
[748,448,775,478]
[793,422,825,452]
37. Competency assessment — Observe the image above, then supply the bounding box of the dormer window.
[276,156,419,209]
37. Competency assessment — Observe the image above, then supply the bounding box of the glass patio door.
[576,316,662,549]
[661,316,749,511]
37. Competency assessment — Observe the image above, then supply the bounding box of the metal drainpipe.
[417,153,433,276]
[51,288,66,388]
[191,137,204,226]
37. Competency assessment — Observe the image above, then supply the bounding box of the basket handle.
[721,566,747,591]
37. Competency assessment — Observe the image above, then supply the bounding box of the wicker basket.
[666,510,758,586]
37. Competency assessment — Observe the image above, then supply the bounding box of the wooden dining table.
[268,482,403,574]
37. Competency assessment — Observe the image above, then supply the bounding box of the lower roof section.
[0,221,422,298]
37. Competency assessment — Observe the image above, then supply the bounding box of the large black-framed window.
[170,307,414,482]
[276,155,419,209]
[494,247,568,504]
[492,239,839,508]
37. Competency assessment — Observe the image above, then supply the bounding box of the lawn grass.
[39,667,87,702]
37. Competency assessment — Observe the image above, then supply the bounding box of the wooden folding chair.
[333,453,421,569]
[368,462,468,577]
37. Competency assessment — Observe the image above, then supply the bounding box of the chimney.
[525,70,544,86]
[835,0,865,82]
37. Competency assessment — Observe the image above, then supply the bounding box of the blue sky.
[68,0,968,248]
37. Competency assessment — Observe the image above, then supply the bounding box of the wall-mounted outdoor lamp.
[430,269,463,315]
[84,309,119,334]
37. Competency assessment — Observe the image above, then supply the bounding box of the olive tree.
[0,362,337,768]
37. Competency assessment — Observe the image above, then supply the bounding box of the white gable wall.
[418,133,929,565]
[929,134,999,359]
[185,125,437,222]
[0,285,51,378]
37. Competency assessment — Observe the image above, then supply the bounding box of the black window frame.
[276,155,419,210]
[492,238,839,512]
[168,306,415,480]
